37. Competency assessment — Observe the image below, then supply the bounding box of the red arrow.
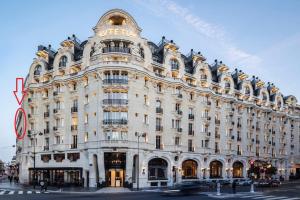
[13,78,27,105]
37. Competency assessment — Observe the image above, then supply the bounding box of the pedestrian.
[232,180,237,194]
[40,180,45,192]
[9,176,12,184]
[44,179,48,192]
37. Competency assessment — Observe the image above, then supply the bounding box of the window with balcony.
[71,135,78,149]
[44,137,49,151]
[175,136,180,146]
[156,117,163,131]
[71,117,78,131]
[156,135,162,149]
[188,123,194,135]
[102,41,131,54]
[71,99,78,113]
[103,111,128,124]
[55,136,61,145]
[103,71,128,84]
[105,131,128,140]
[103,92,128,105]
[188,139,194,152]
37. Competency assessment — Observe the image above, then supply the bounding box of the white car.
[236,179,252,186]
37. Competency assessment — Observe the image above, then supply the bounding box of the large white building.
[16,9,300,188]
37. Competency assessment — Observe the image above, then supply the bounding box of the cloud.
[135,0,262,68]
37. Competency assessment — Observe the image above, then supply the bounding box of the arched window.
[59,56,68,68]
[262,92,268,101]
[224,81,231,89]
[148,158,168,180]
[245,86,251,96]
[200,69,207,80]
[232,161,244,178]
[170,59,179,70]
[277,99,282,108]
[108,16,126,26]
[210,160,223,178]
[182,160,198,179]
[156,100,161,108]
[34,65,42,76]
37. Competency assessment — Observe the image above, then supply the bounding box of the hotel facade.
[16,9,300,188]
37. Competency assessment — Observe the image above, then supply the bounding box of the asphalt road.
[0,180,299,200]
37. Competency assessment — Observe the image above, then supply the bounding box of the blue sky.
[0,0,299,162]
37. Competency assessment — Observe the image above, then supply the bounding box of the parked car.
[254,179,270,187]
[269,179,281,187]
[236,179,252,186]
[219,179,231,185]
[173,181,203,194]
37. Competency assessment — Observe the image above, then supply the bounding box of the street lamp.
[135,132,146,191]
[29,131,43,189]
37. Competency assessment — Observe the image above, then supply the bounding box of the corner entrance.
[107,169,124,187]
[104,153,126,187]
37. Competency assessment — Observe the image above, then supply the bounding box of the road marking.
[283,198,300,200]
[18,191,23,194]
[241,195,265,198]
[8,191,14,195]
[0,191,5,195]
[253,196,275,199]
[27,191,32,194]
[265,197,288,200]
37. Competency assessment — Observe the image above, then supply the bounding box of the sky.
[0,0,299,163]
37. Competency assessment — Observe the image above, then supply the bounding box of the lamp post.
[135,132,146,191]
[29,131,43,189]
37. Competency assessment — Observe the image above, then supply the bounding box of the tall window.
[71,135,78,149]
[34,65,42,75]
[188,139,194,152]
[59,56,68,68]
[170,59,179,70]
[156,100,161,108]
[175,136,180,146]
[156,118,162,127]
[156,135,161,149]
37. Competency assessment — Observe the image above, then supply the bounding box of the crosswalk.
[238,194,300,200]
[206,192,300,200]
[0,189,49,195]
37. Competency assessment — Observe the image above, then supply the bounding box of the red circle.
[14,107,27,140]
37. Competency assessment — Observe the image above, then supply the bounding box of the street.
[0,180,300,200]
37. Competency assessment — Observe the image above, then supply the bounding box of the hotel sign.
[98,28,137,37]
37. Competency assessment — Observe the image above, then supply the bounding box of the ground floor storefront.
[20,149,291,188]
[28,167,83,187]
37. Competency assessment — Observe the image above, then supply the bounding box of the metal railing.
[102,47,131,54]
[103,79,128,85]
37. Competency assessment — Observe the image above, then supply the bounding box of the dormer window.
[59,56,68,68]
[108,15,126,26]
[225,82,231,88]
[34,65,42,76]
[170,59,179,70]
[262,93,268,101]
[277,100,282,109]
[245,86,250,96]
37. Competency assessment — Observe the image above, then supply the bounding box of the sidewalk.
[202,191,263,199]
